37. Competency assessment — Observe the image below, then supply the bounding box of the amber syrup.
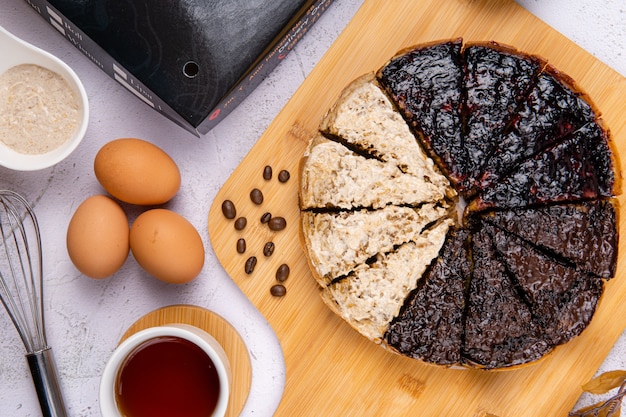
[116,336,220,417]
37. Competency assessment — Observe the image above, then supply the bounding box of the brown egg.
[67,195,130,279]
[130,209,204,284]
[94,138,181,205]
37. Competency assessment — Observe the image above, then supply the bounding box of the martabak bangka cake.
[298,38,620,370]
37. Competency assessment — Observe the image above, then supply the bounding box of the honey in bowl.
[115,336,220,417]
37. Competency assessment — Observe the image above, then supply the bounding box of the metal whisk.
[0,190,67,417]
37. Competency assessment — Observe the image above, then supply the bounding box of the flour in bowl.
[0,64,80,154]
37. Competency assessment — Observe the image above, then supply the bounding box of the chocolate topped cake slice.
[385,228,470,365]
[470,121,616,211]
[463,227,551,369]
[481,200,618,278]
[462,42,542,192]
[487,225,604,346]
[477,66,597,190]
[377,39,466,188]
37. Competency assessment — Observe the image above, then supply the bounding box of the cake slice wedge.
[299,134,449,210]
[384,227,470,365]
[321,219,452,342]
[461,41,542,192]
[319,72,453,198]
[476,65,598,190]
[301,203,450,286]
[462,226,551,369]
[487,224,604,346]
[469,121,617,211]
[480,200,618,278]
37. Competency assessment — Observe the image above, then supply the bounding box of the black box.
[24,0,334,135]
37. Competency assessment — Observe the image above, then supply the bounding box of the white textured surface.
[517,0,626,77]
[0,1,623,416]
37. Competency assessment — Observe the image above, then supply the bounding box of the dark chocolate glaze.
[473,121,615,210]
[385,228,470,365]
[462,43,541,191]
[377,40,466,187]
[463,227,551,369]
[487,224,604,346]
[477,69,596,189]
[316,39,619,369]
[481,200,618,278]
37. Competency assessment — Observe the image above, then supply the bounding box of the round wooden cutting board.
[120,305,252,417]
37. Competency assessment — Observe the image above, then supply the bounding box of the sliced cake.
[319,72,454,199]
[384,227,470,365]
[298,39,619,370]
[321,219,452,342]
[299,135,449,210]
[470,121,616,211]
[481,199,618,278]
[477,66,598,190]
[487,224,604,346]
[301,203,450,285]
[377,39,466,188]
[462,227,551,369]
[462,42,542,191]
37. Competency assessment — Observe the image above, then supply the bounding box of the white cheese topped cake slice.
[321,219,452,342]
[301,203,450,286]
[320,73,454,199]
[299,135,450,210]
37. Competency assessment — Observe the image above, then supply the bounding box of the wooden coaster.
[120,304,252,417]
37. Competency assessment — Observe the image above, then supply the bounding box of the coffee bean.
[244,256,257,274]
[260,212,272,224]
[234,217,247,230]
[221,200,236,219]
[268,216,286,231]
[263,165,273,180]
[250,188,264,205]
[278,170,290,183]
[270,284,286,297]
[276,264,290,282]
[236,238,246,254]
[263,242,275,257]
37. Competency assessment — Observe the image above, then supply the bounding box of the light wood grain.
[120,305,251,417]
[208,0,626,415]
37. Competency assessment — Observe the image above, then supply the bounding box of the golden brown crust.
[297,144,330,288]
[318,287,386,344]
[297,134,325,211]
[298,217,328,288]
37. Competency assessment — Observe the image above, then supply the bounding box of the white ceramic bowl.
[0,25,89,171]
[99,324,232,417]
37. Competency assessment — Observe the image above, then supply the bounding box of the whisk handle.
[27,348,68,417]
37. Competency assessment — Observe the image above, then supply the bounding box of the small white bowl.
[0,25,89,171]
[99,324,232,417]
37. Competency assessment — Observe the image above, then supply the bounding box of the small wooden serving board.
[208,0,626,415]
